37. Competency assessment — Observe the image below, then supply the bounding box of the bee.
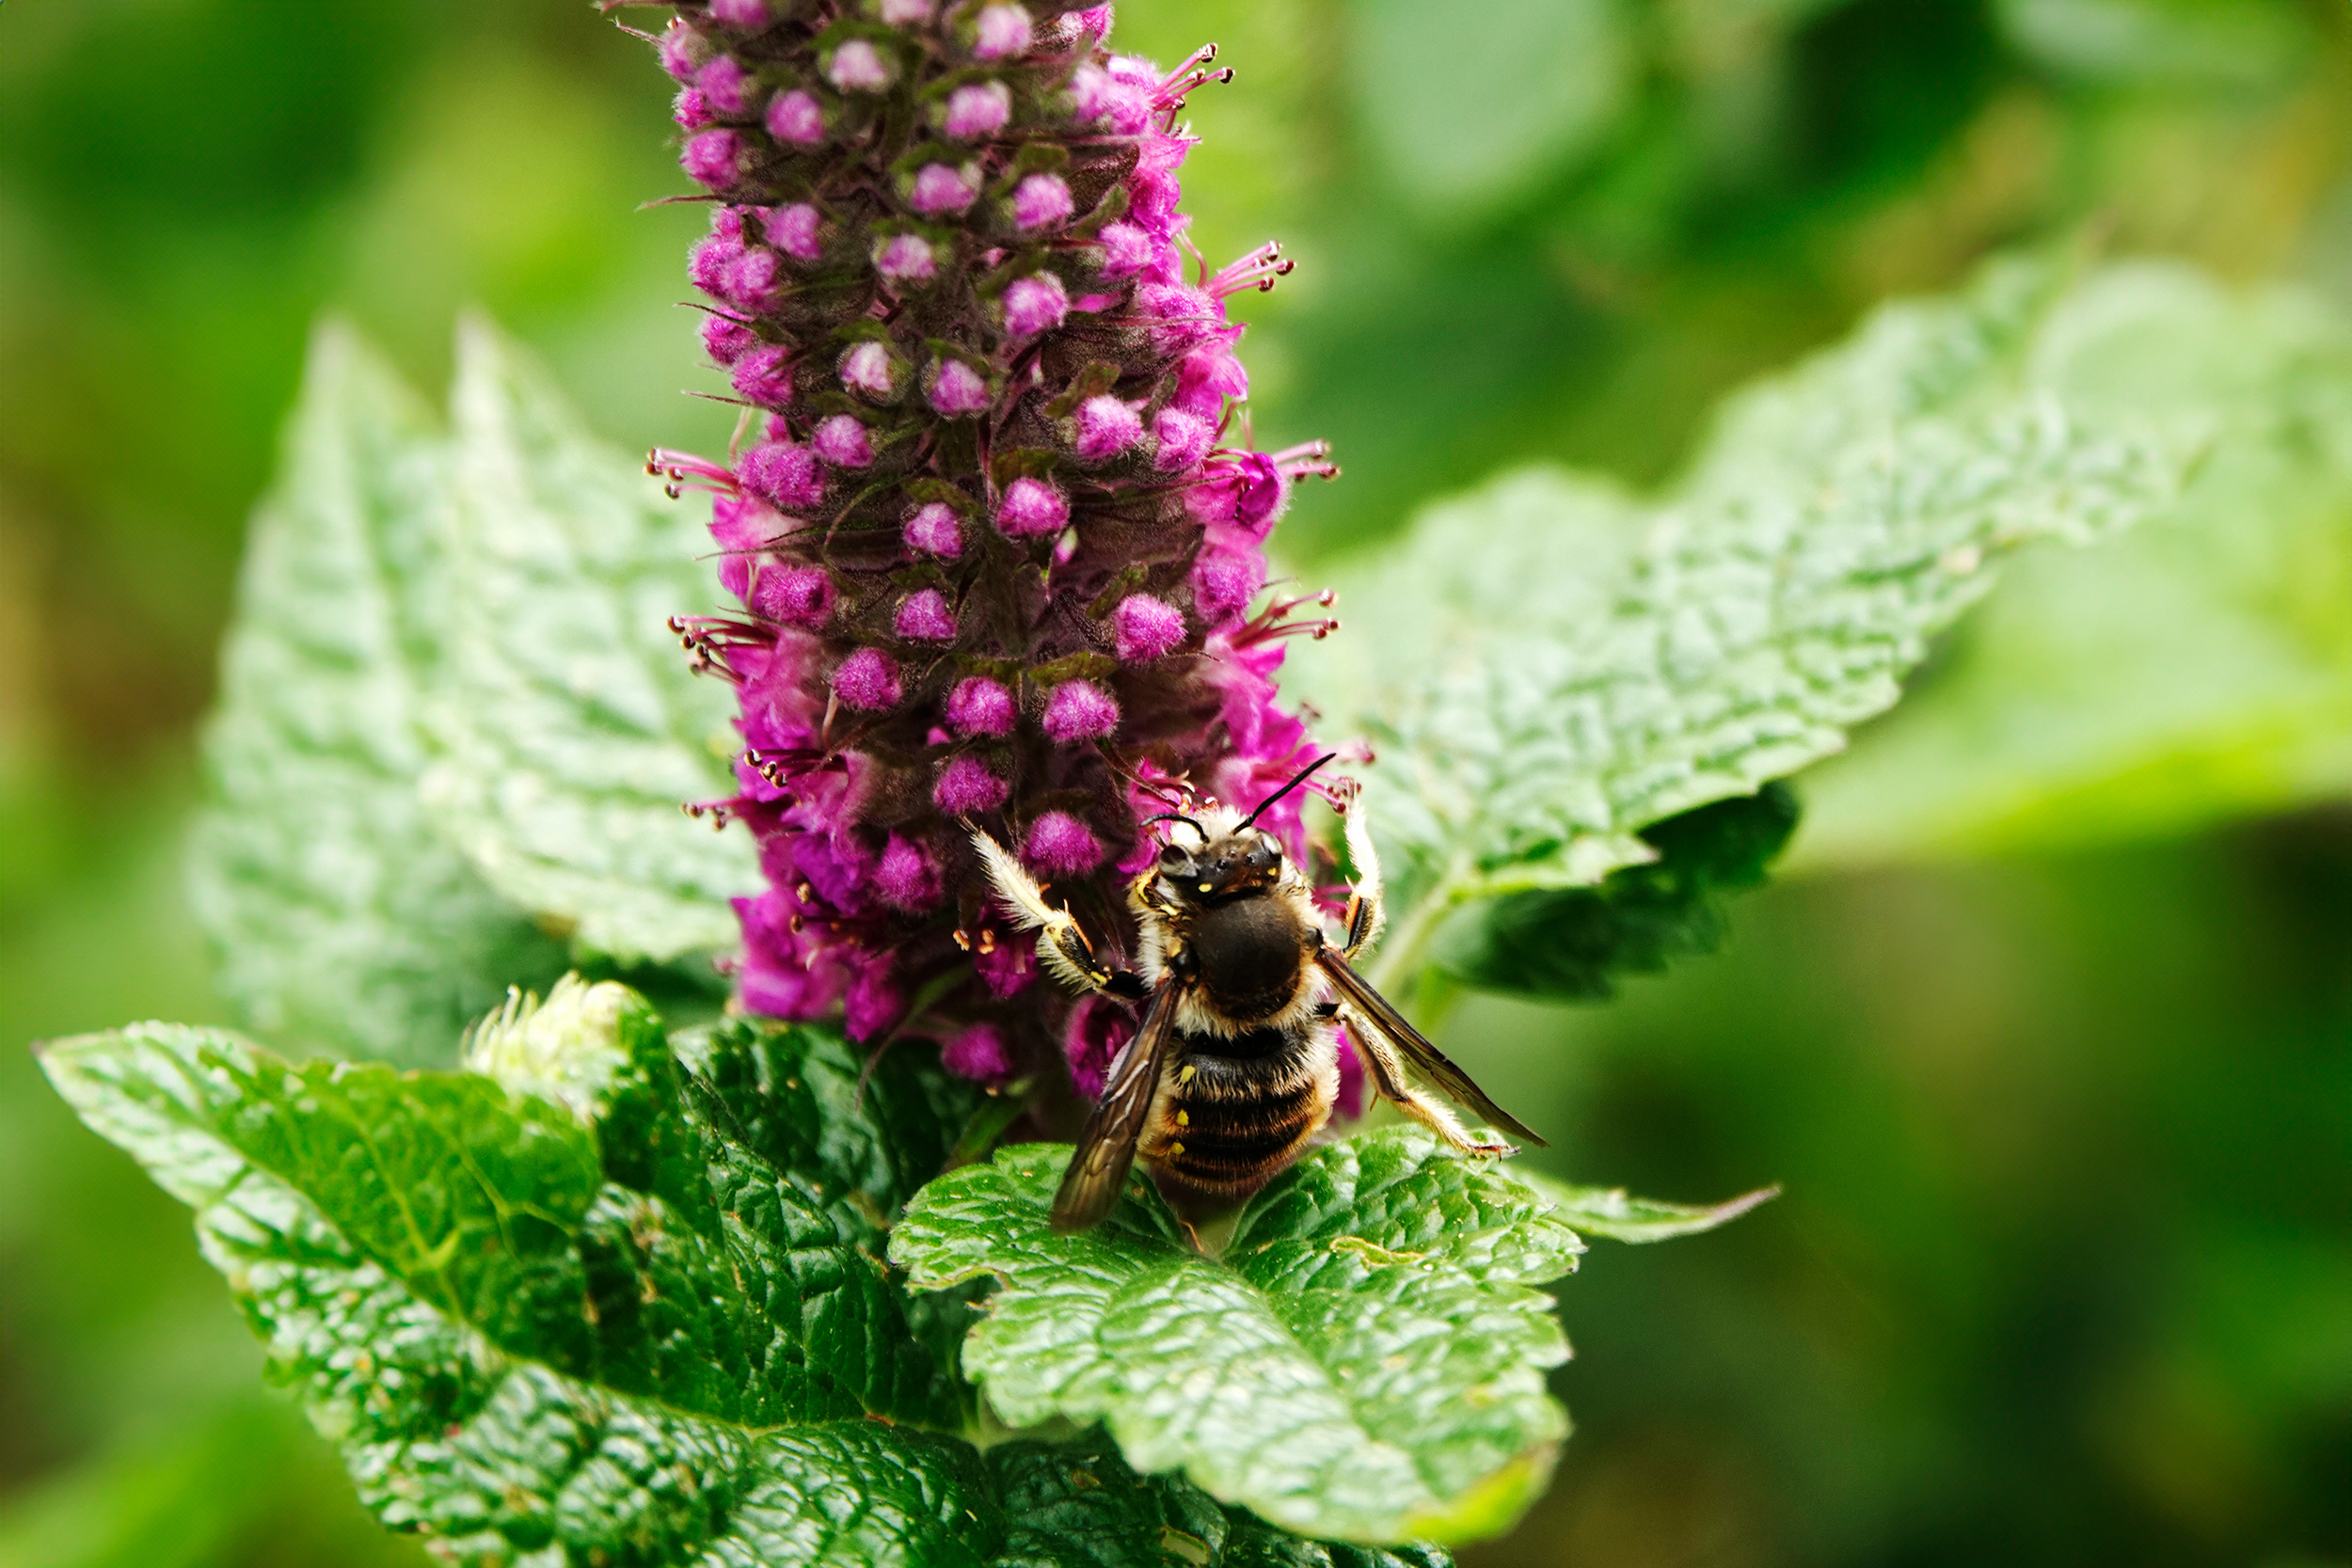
[972,753,1544,1233]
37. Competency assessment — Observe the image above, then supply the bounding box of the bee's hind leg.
[969,827,1150,1001]
[1341,1006,1513,1158]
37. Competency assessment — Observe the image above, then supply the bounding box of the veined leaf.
[891,1129,1584,1546]
[1293,258,2187,989]
[423,317,758,963]
[40,1006,1449,1566]
[186,324,566,1063]
[1791,265,2352,865]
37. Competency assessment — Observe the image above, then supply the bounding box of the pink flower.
[812,414,874,468]
[933,755,1008,814]
[709,0,772,26]
[909,162,978,216]
[1002,274,1069,339]
[946,676,1016,736]
[753,564,835,627]
[737,441,823,510]
[1073,395,1142,462]
[944,1022,1015,1085]
[1041,680,1120,742]
[827,40,892,93]
[972,4,1031,59]
[834,648,902,710]
[903,501,964,558]
[766,90,826,148]
[1011,173,1073,232]
[927,357,993,417]
[729,342,793,407]
[1111,594,1184,660]
[874,232,937,284]
[994,478,1068,538]
[894,589,958,641]
[681,130,745,188]
[840,340,897,399]
[944,82,1011,140]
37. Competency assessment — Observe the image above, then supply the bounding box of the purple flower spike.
[903,501,964,558]
[972,4,1031,59]
[753,563,835,627]
[910,163,978,216]
[927,357,992,417]
[827,40,892,93]
[737,440,823,511]
[1111,594,1184,660]
[834,648,902,710]
[944,1022,1014,1085]
[994,477,1068,537]
[649,3,1340,1072]
[877,834,946,911]
[1024,811,1104,875]
[946,675,1017,736]
[933,755,1008,815]
[813,414,874,468]
[895,589,958,642]
[697,55,755,117]
[875,232,937,284]
[702,314,755,365]
[840,340,897,399]
[682,129,745,188]
[1011,173,1073,232]
[944,82,1011,140]
[730,341,794,407]
[1042,679,1120,742]
[1073,395,1143,462]
[1002,274,1069,339]
[766,89,826,149]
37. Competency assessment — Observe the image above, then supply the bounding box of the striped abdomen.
[1148,1024,1338,1203]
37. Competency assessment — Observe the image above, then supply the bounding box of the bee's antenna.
[1140,811,1207,839]
[1237,752,1340,831]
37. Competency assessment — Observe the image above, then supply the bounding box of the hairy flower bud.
[645,5,1343,1092]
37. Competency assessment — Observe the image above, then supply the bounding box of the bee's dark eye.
[1246,836,1279,870]
[1158,843,1189,869]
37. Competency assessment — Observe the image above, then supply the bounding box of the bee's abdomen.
[1156,1034,1335,1199]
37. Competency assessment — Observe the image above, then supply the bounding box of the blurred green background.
[2,1,2346,1564]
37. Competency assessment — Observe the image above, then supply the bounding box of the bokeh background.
[3,1,2346,1564]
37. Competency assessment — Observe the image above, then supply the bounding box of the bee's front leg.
[970,827,1151,1001]
[1338,797,1387,962]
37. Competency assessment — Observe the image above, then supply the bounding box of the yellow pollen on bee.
[1168,1141,1185,1158]
[1175,1109,1189,1127]
[1178,1064,1197,1085]
[1199,882,1212,894]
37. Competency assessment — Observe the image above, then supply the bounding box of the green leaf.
[1291,258,2188,989]
[1790,265,2352,866]
[1430,784,1799,1001]
[1515,1172,1781,1243]
[422,317,758,963]
[1352,0,1637,223]
[186,323,566,1063]
[39,1011,1458,1566]
[890,1129,1583,1546]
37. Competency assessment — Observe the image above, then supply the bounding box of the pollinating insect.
[974,754,1545,1233]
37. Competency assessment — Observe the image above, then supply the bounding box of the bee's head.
[1152,814,1287,903]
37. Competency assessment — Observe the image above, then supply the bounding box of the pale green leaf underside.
[186,325,566,1062]
[891,1132,1584,1546]
[425,317,756,961]
[1515,1172,1781,1243]
[1289,258,2188,979]
[1789,264,2352,865]
[187,319,755,1059]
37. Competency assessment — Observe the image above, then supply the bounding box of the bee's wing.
[1050,976,1182,1233]
[1316,947,1548,1148]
